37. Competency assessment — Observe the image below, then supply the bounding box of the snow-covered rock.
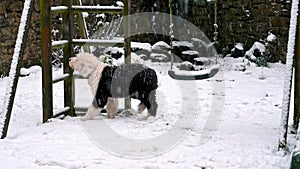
[150,53,169,62]
[231,43,245,58]
[152,41,171,50]
[172,41,193,48]
[177,61,195,70]
[235,43,244,51]
[131,42,152,52]
[170,41,194,60]
[181,50,200,62]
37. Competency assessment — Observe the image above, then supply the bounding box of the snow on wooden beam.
[72,39,124,46]
[52,40,68,48]
[0,0,34,139]
[278,0,299,150]
[52,5,123,14]
[71,5,123,13]
[51,6,68,13]
[52,73,70,84]
[53,107,70,118]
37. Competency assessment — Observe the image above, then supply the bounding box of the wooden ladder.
[40,0,131,123]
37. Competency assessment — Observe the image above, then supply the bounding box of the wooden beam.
[72,39,124,46]
[71,6,123,13]
[73,0,90,53]
[279,0,300,150]
[124,0,131,109]
[62,0,75,117]
[51,6,123,14]
[41,0,53,123]
[1,0,34,139]
[294,1,300,131]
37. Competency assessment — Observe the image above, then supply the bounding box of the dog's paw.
[80,115,93,121]
[137,115,148,121]
[146,115,155,121]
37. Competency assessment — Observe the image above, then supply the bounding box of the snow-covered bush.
[103,47,123,59]
[264,32,279,62]
[245,41,265,62]
[227,32,279,67]
[99,54,113,65]
[244,41,268,67]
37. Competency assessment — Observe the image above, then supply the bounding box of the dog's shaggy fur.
[69,52,158,120]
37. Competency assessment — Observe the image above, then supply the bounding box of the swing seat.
[168,64,220,80]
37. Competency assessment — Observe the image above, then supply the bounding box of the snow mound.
[172,41,193,48]
[235,43,244,51]
[131,42,152,52]
[182,50,199,56]
[267,33,277,43]
[20,66,41,76]
[152,41,170,50]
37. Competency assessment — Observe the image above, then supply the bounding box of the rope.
[213,0,218,42]
[169,0,174,70]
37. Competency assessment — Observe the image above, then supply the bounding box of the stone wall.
[189,0,291,62]
[0,0,41,76]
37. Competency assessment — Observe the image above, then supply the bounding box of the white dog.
[69,53,158,120]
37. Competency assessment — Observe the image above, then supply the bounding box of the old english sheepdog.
[69,53,158,120]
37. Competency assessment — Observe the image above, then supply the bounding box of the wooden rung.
[51,5,123,14]
[51,6,68,13]
[52,73,70,84]
[52,40,68,48]
[73,74,86,79]
[74,106,88,112]
[72,39,124,47]
[53,107,70,118]
[71,5,123,13]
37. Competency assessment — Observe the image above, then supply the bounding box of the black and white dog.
[69,53,158,120]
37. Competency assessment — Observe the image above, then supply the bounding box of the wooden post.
[124,0,131,109]
[294,2,300,131]
[62,0,75,117]
[74,0,90,53]
[41,0,53,123]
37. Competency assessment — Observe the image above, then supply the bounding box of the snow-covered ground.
[0,55,293,169]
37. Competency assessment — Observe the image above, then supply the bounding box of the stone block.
[0,2,6,14]
[7,1,24,12]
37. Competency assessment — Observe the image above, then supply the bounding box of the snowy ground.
[0,56,293,169]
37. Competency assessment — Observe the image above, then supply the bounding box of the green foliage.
[100,54,113,65]
[256,56,268,67]
[254,49,268,67]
